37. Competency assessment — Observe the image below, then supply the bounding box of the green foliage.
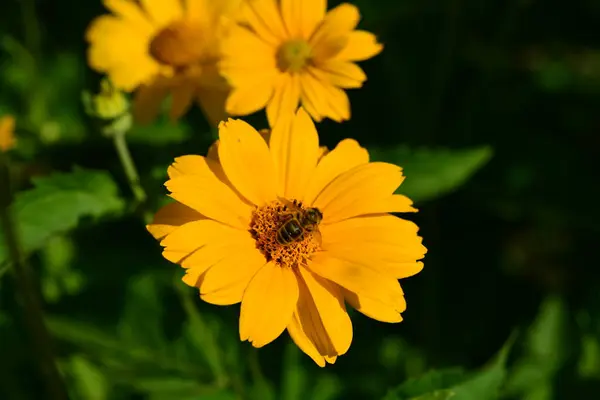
[385,334,515,400]
[370,146,493,202]
[1,0,598,398]
[0,168,124,265]
[504,297,570,400]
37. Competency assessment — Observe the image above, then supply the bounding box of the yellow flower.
[147,108,426,366]
[0,115,16,152]
[220,0,383,127]
[86,0,241,125]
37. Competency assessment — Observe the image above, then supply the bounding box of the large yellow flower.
[147,108,426,366]
[220,0,383,127]
[86,0,241,125]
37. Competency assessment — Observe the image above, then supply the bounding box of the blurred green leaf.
[66,355,110,400]
[504,297,569,399]
[177,283,228,386]
[310,374,342,400]
[281,343,307,400]
[385,334,515,400]
[0,168,124,265]
[129,377,229,399]
[370,146,493,202]
[118,273,167,351]
[450,332,516,400]
[127,118,192,145]
[384,368,465,399]
[40,235,83,302]
[410,391,455,400]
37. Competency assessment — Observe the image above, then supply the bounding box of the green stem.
[112,132,148,208]
[0,155,69,400]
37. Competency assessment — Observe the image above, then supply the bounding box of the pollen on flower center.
[149,20,205,67]
[277,40,312,73]
[249,199,321,268]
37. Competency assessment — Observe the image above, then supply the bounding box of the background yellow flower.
[86,0,241,125]
[220,0,383,127]
[0,115,16,152]
[148,108,425,366]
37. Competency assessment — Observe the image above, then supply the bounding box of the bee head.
[304,208,323,225]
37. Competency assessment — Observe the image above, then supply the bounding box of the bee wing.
[312,228,323,247]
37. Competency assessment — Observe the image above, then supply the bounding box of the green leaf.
[410,391,456,400]
[127,118,192,145]
[0,168,124,265]
[384,368,466,399]
[385,334,515,400]
[281,342,308,400]
[66,355,110,400]
[504,297,568,398]
[450,333,516,400]
[176,283,228,385]
[370,146,493,202]
[117,273,167,351]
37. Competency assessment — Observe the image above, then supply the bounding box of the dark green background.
[1,0,599,399]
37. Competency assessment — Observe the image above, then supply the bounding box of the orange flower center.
[277,39,312,73]
[149,20,205,67]
[250,199,321,268]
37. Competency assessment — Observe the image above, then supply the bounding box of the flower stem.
[0,155,69,400]
[112,132,147,208]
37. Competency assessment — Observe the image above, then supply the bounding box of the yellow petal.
[218,119,278,206]
[305,68,351,121]
[242,0,288,45]
[289,271,338,361]
[298,266,352,355]
[220,25,278,75]
[146,201,203,240]
[320,214,427,278]
[160,218,249,264]
[132,79,170,124]
[311,3,360,42]
[313,162,404,224]
[266,74,301,129]
[198,249,266,305]
[281,0,326,39]
[269,108,320,199]
[181,235,257,288]
[309,253,406,313]
[335,30,383,61]
[287,314,327,367]
[310,4,359,60]
[86,16,159,91]
[103,0,154,34]
[165,155,253,229]
[240,263,299,347]
[196,86,229,127]
[317,60,366,89]
[169,83,196,121]
[225,78,275,116]
[341,287,404,323]
[303,139,368,205]
[299,71,326,121]
[140,0,183,26]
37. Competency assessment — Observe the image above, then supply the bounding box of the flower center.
[277,39,312,73]
[149,20,205,67]
[249,199,322,268]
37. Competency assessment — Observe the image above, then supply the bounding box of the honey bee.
[276,198,323,246]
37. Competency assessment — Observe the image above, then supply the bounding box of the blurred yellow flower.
[220,0,383,127]
[86,0,241,125]
[147,108,426,366]
[0,115,16,152]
